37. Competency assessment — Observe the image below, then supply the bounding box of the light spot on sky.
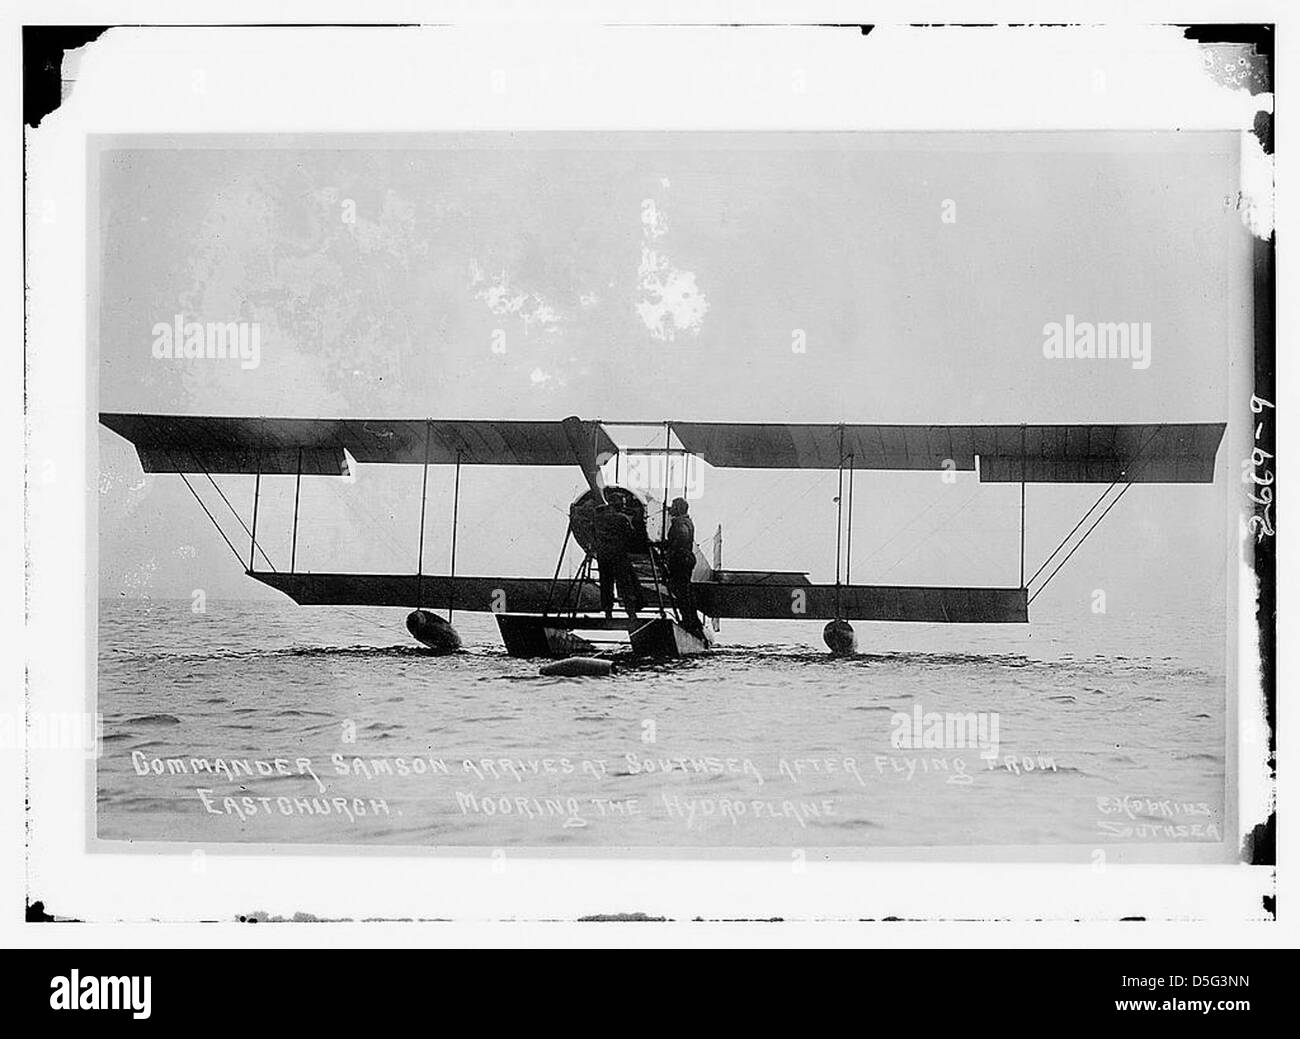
[121,558,158,596]
[641,198,668,238]
[637,246,709,341]
[472,264,562,336]
[635,194,708,341]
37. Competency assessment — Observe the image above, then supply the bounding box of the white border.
[7,2,1290,944]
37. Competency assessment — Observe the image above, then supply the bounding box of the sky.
[95,131,1248,620]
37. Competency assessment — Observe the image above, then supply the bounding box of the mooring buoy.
[406,610,462,654]
[539,656,613,677]
[823,619,857,656]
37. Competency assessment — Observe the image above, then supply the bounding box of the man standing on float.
[663,497,703,636]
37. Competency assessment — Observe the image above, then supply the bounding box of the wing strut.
[416,419,431,609]
[248,454,262,572]
[188,468,274,572]
[846,452,856,584]
[1018,424,1026,587]
[834,426,845,617]
[823,425,858,653]
[660,421,671,537]
[291,447,303,572]
[448,448,463,623]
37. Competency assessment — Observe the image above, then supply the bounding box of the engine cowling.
[568,484,661,556]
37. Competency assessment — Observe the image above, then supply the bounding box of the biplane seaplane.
[99,412,1226,660]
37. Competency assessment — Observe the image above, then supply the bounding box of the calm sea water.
[97,598,1227,850]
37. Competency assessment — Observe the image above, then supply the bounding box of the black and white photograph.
[91,130,1244,855]
[11,4,1288,965]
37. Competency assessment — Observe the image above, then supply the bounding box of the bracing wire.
[1024,482,1121,588]
[1027,483,1133,604]
[176,473,245,566]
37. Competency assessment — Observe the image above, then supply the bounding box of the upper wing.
[669,421,1227,483]
[99,413,617,475]
[100,413,1227,484]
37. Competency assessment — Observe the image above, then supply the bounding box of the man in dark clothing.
[663,497,703,637]
[592,503,643,621]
